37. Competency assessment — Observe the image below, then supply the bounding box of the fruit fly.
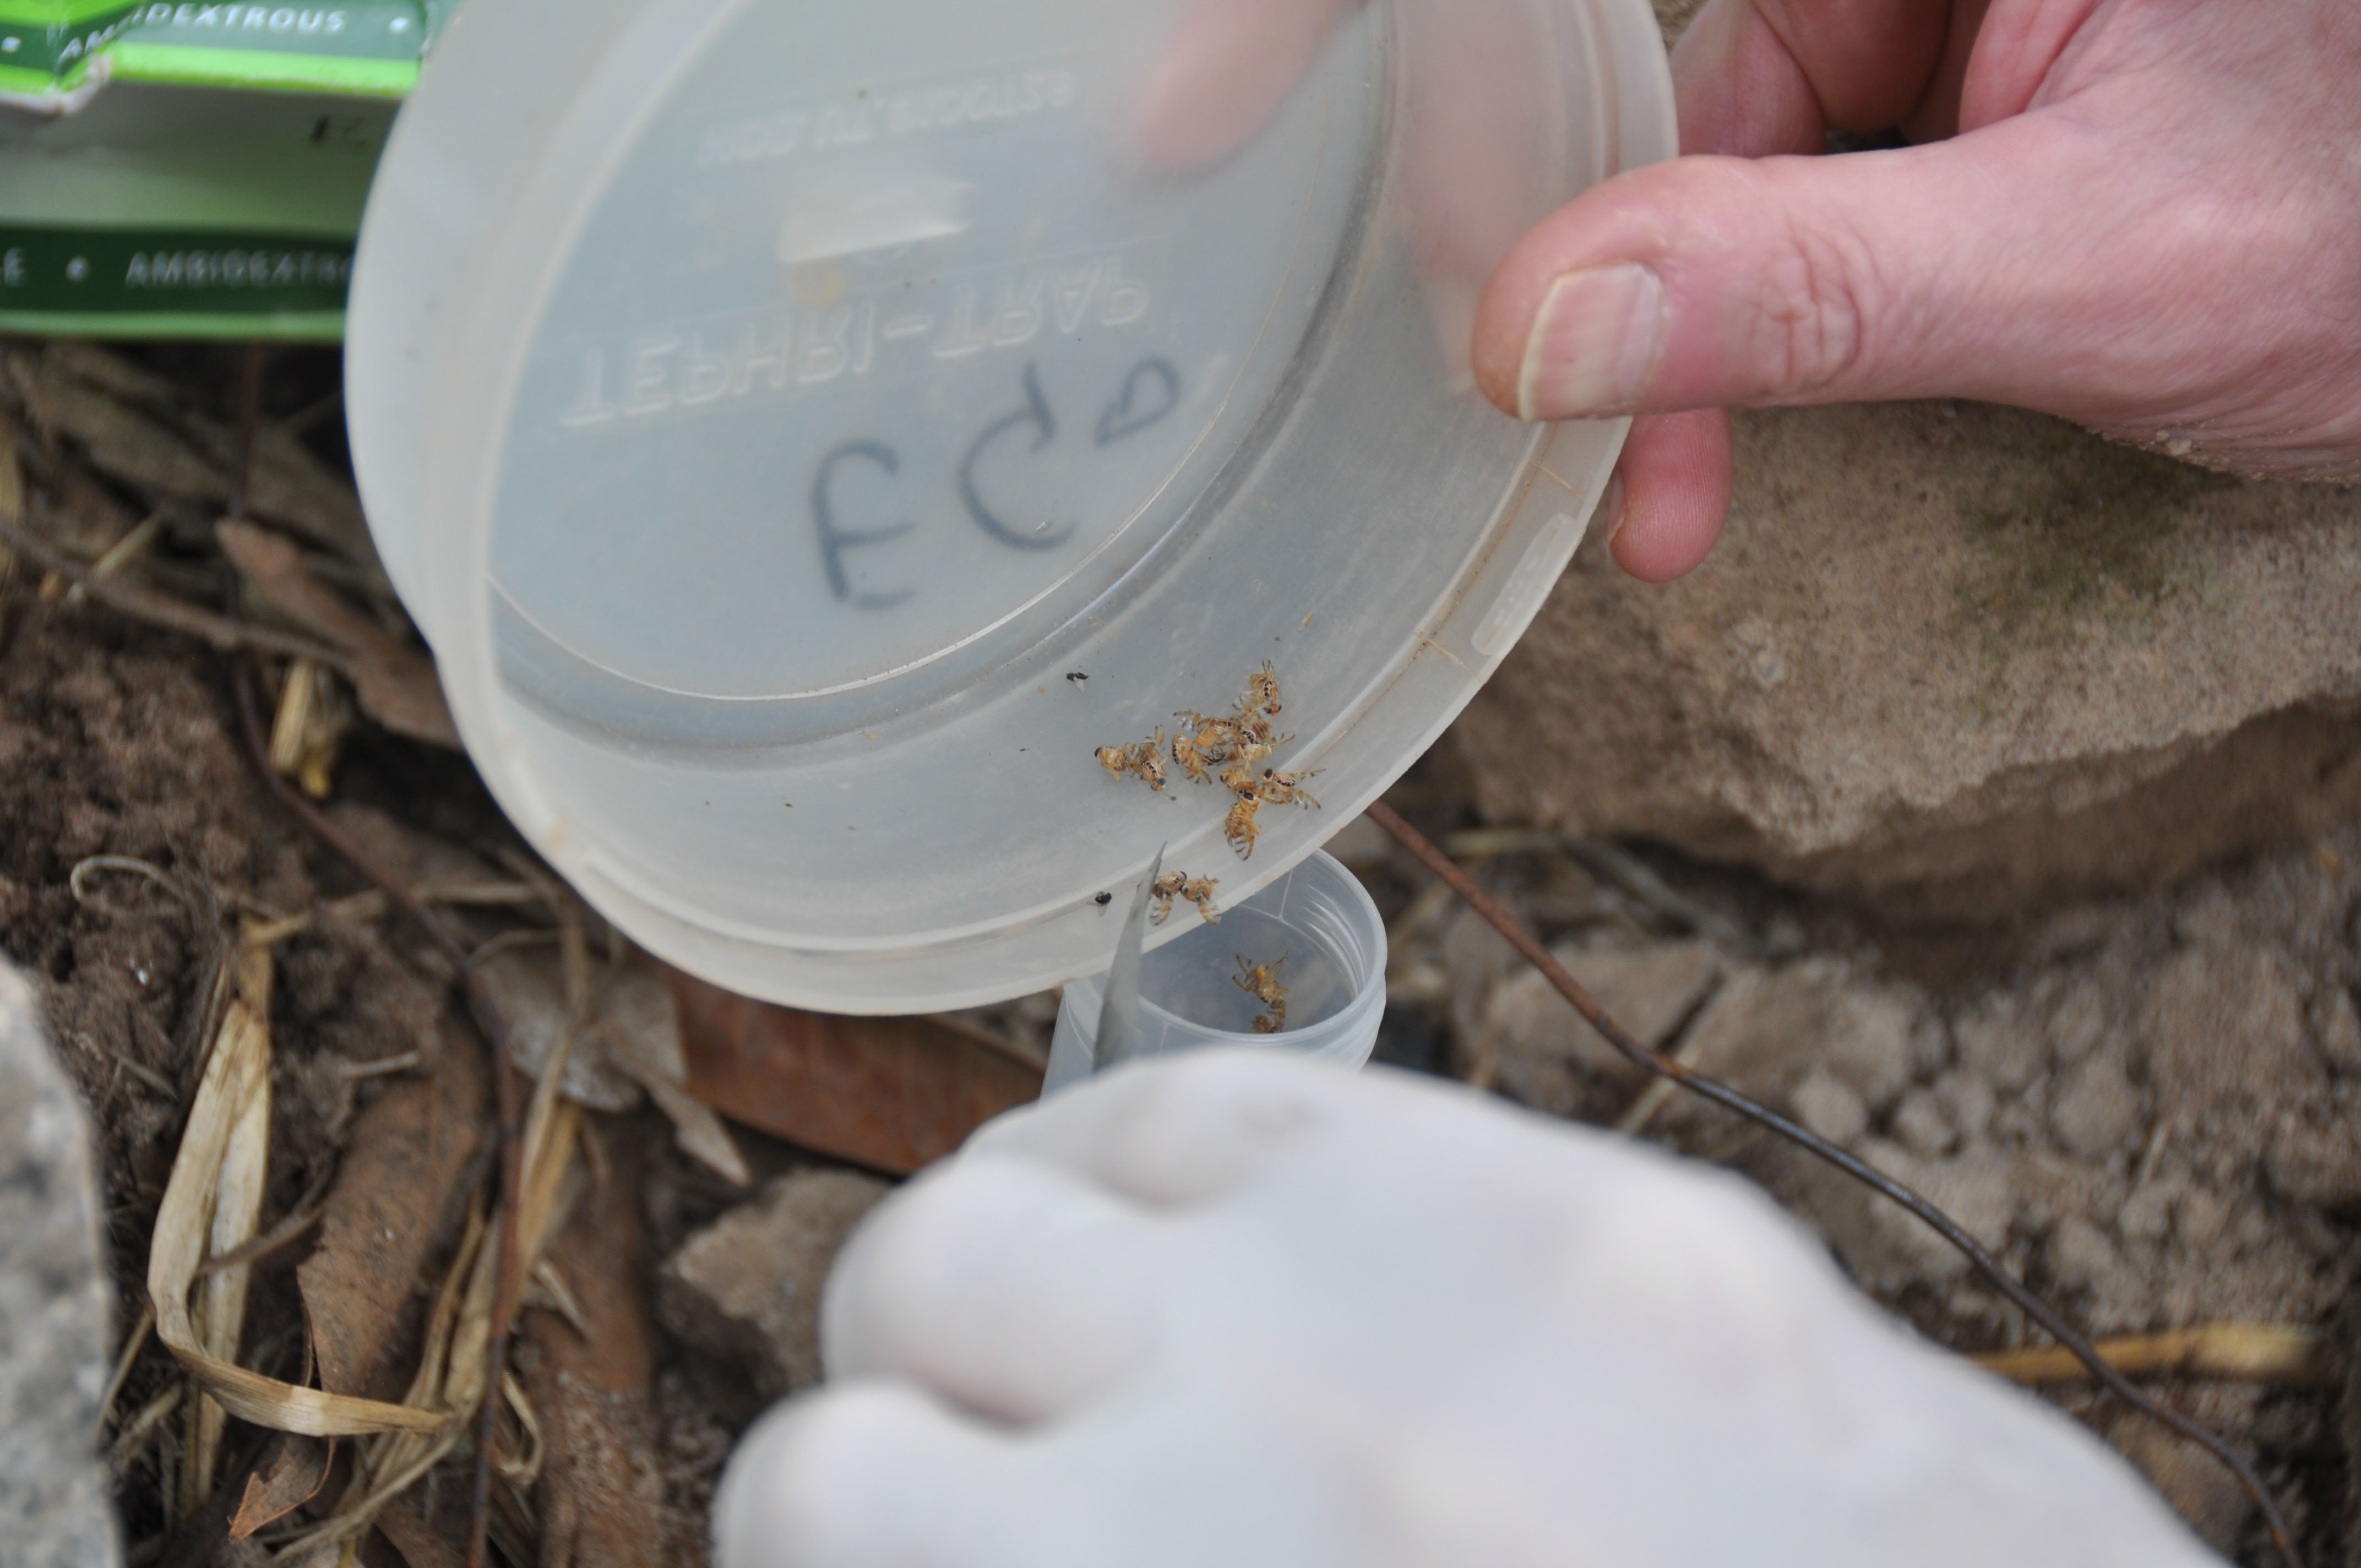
[1223,794,1261,858]
[1171,714,1236,785]
[1148,870,1188,925]
[1093,730,1169,792]
[1255,767,1321,810]
[1131,734,1169,792]
[1234,952,1288,1033]
[1243,661,1281,718]
[1179,875,1221,923]
[1230,714,1290,768]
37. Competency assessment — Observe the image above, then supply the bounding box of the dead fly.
[1148,870,1187,924]
[1234,952,1288,1033]
[1255,767,1321,810]
[1093,729,1169,792]
[1150,870,1223,925]
[1179,876,1221,922]
[1232,714,1289,767]
[1171,713,1238,783]
[1244,661,1281,717]
[1101,662,1308,859]
[1223,794,1261,858]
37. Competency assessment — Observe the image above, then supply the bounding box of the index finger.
[1673,0,1961,156]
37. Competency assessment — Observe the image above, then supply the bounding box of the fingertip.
[714,1385,981,1568]
[820,1155,1161,1420]
[1607,410,1732,581]
[1133,0,1340,175]
[1667,0,1824,159]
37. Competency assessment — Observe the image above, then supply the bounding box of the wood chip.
[523,1138,676,1568]
[8,341,381,569]
[297,1031,488,1401]
[662,962,1042,1175]
[216,519,459,749]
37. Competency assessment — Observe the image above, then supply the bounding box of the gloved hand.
[714,1049,2217,1568]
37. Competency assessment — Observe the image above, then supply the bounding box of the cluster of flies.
[1093,661,1312,1031]
[1093,660,1321,864]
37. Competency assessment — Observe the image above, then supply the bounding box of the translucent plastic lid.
[347,0,1674,1012]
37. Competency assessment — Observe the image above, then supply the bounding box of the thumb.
[1473,116,2105,422]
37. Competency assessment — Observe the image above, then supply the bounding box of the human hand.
[713,1049,2215,1568]
[1132,0,1585,391]
[1475,0,2361,580]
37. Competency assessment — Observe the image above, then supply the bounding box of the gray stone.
[2310,986,2361,1074]
[2108,1415,2253,1554]
[0,962,119,1568]
[2042,977,2111,1067]
[656,1169,891,1423]
[2141,941,2309,1106]
[1788,1069,1868,1147]
[1485,938,1722,1111]
[1441,908,1525,1069]
[1797,1137,2022,1295]
[2048,1050,2142,1161]
[1317,813,1394,871]
[1452,400,2361,919]
[1952,995,2047,1093]
[1889,1088,1958,1157]
[1675,959,1926,1114]
[2117,1182,2175,1243]
[2048,1214,2123,1293]
[1822,985,1918,1110]
[2175,1186,2230,1249]
[2265,1095,2361,1209]
[1932,1068,1996,1142]
[2048,1213,2156,1331]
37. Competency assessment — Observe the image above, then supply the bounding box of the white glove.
[714,1048,2217,1568]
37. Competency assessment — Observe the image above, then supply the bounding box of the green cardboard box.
[0,0,449,339]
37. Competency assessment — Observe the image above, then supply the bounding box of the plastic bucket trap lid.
[346,0,1674,1013]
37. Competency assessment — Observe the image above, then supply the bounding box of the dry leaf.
[376,1495,469,1568]
[151,939,444,1436]
[183,936,274,1513]
[298,1032,488,1400]
[592,965,749,1186]
[229,1433,332,1539]
[0,410,22,639]
[661,963,1042,1175]
[217,519,460,749]
[278,1097,584,1560]
[12,341,381,568]
[524,1138,674,1568]
[469,950,750,1184]
[472,946,639,1112]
